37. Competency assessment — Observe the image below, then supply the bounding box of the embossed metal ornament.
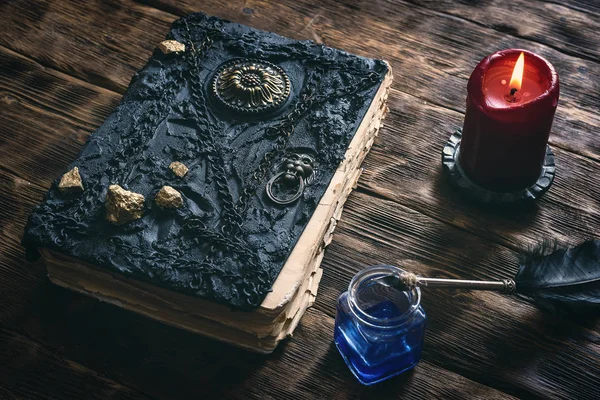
[212,59,291,114]
[266,154,315,205]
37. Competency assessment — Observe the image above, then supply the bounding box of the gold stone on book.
[157,40,185,54]
[211,59,291,114]
[105,185,145,225]
[155,186,183,208]
[169,161,189,178]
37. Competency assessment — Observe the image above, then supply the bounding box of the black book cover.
[23,12,388,309]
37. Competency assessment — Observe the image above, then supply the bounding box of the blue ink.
[334,265,427,385]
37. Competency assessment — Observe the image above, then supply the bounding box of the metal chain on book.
[223,68,381,235]
[183,23,238,222]
[181,21,382,306]
[181,21,273,306]
[113,57,184,185]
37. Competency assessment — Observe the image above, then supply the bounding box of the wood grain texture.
[2,157,599,399]
[0,328,148,400]
[1,0,600,398]
[406,0,600,62]
[0,47,119,188]
[0,0,172,93]
[1,0,599,160]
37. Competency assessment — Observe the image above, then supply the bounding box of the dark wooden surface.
[1,0,599,398]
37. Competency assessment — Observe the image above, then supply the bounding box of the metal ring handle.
[266,172,305,205]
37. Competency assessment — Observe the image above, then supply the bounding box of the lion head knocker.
[266,153,315,205]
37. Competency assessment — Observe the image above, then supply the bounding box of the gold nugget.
[106,185,145,225]
[169,161,189,178]
[157,40,185,54]
[155,186,183,209]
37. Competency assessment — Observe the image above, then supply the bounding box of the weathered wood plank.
[0,386,20,400]
[0,0,173,93]
[255,309,518,400]
[404,0,600,62]
[144,0,600,47]
[2,43,598,263]
[0,164,595,399]
[0,47,119,188]
[0,167,514,399]
[1,0,599,160]
[1,47,593,394]
[0,328,149,400]
[547,0,600,17]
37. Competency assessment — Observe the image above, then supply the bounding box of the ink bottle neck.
[347,265,422,330]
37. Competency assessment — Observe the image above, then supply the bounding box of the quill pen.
[378,239,600,315]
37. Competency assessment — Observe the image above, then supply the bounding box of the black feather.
[515,239,600,316]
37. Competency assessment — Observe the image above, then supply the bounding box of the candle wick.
[504,87,521,103]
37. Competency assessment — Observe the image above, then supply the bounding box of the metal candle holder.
[442,128,556,205]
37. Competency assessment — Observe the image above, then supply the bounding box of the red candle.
[459,49,559,190]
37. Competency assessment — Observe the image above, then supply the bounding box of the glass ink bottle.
[334,265,427,385]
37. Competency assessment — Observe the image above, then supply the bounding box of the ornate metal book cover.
[23,13,389,309]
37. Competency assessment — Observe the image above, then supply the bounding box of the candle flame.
[509,52,525,92]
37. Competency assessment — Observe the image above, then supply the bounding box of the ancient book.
[23,12,392,353]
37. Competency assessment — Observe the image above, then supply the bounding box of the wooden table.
[1,1,599,398]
